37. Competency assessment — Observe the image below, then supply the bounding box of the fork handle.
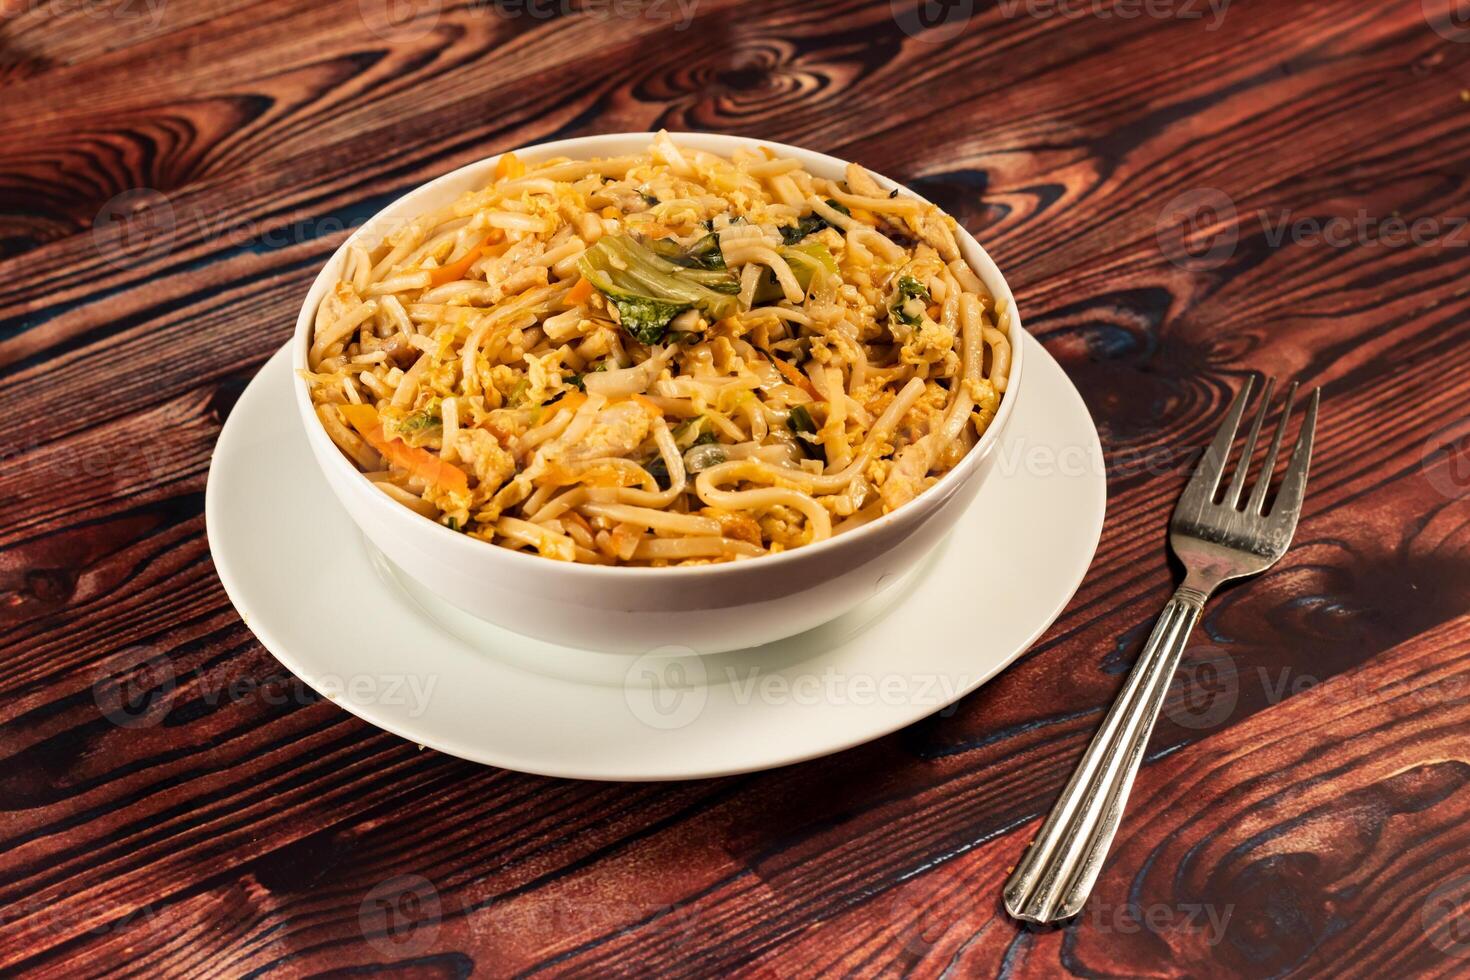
[1003,585,1209,923]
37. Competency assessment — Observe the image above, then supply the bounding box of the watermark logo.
[891,0,975,43]
[1166,651,1470,732]
[89,188,370,271]
[91,653,440,728]
[1164,642,1239,730]
[358,0,441,40]
[621,654,978,730]
[726,667,973,714]
[1423,875,1470,957]
[314,672,439,716]
[2,435,171,487]
[1159,188,1470,270]
[1157,188,1239,271]
[1081,898,1234,945]
[484,0,700,29]
[2,897,161,937]
[19,0,168,30]
[1424,0,1470,42]
[360,874,441,958]
[93,188,177,271]
[624,645,707,730]
[92,645,176,729]
[1421,416,1470,501]
[1258,210,1469,250]
[997,0,1229,30]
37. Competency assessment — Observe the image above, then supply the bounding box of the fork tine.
[1223,377,1275,508]
[1246,382,1297,515]
[1181,377,1255,507]
[1268,387,1319,524]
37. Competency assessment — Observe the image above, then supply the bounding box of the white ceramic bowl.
[293,132,1025,655]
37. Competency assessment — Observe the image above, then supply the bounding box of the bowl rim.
[292,130,1026,578]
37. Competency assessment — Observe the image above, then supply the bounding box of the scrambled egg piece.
[899,317,955,367]
[758,505,809,549]
[523,350,565,405]
[458,429,516,494]
[543,402,652,466]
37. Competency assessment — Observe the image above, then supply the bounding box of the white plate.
[206,333,1104,780]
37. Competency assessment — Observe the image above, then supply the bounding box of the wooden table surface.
[4,0,1470,975]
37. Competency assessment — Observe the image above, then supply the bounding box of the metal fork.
[1003,376,1321,924]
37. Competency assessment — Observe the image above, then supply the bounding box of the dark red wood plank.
[2,0,1469,976]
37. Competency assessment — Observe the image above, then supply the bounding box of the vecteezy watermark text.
[483,0,699,28]
[1164,642,1470,731]
[91,188,371,271]
[357,0,698,40]
[92,645,439,729]
[997,0,1229,30]
[15,0,167,29]
[1157,188,1470,271]
[623,651,976,730]
[1081,898,1233,945]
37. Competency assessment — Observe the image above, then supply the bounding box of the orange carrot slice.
[426,230,504,287]
[770,355,823,401]
[565,276,596,305]
[630,394,663,418]
[494,151,525,181]
[340,404,469,495]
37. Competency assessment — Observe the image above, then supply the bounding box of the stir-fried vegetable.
[427,231,503,287]
[645,426,720,488]
[643,453,672,490]
[683,440,727,474]
[394,405,442,444]
[787,404,826,463]
[340,403,469,494]
[752,242,838,305]
[647,233,727,271]
[493,152,525,181]
[579,235,741,345]
[783,241,839,283]
[779,199,851,246]
[763,350,823,401]
[565,276,596,305]
[609,296,692,345]
[890,274,931,327]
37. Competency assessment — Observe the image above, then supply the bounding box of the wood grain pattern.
[3,0,1469,975]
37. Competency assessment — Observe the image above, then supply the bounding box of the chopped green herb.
[779,199,851,245]
[788,404,817,434]
[787,404,826,463]
[752,242,838,304]
[644,454,671,490]
[648,233,727,272]
[780,215,825,247]
[443,516,460,532]
[398,407,442,433]
[890,274,931,327]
